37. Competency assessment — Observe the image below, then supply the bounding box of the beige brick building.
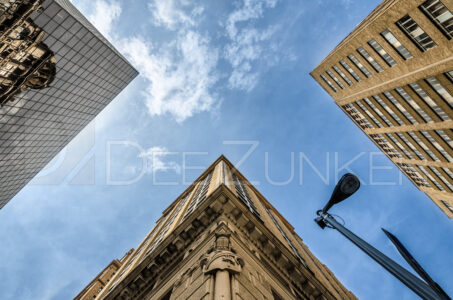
[311,0,453,218]
[75,156,356,300]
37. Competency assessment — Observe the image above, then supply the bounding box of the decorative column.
[200,227,244,300]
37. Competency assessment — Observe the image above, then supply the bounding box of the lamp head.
[322,173,360,213]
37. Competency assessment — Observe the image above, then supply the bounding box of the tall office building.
[0,0,138,208]
[75,156,356,300]
[311,0,453,218]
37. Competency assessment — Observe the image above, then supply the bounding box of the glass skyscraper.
[0,0,138,208]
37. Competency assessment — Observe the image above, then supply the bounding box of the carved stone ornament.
[200,250,244,275]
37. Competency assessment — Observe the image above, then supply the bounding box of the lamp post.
[315,173,449,300]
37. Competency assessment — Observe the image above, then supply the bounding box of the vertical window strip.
[420,0,453,39]
[373,94,405,125]
[446,70,453,82]
[409,82,450,121]
[442,167,453,181]
[364,96,394,126]
[148,192,192,254]
[396,132,427,160]
[356,100,383,127]
[348,53,372,77]
[348,103,374,128]
[357,46,384,72]
[183,172,213,220]
[368,38,397,66]
[418,165,444,190]
[387,133,414,159]
[421,130,453,162]
[429,166,453,191]
[396,15,437,51]
[435,129,453,149]
[332,64,353,86]
[441,200,453,213]
[395,87,433,122]
[340,59,361,82]
[264,205,306,265]
[232,173,261,218]
[383,91,418,124]
[397,163,430,187]
[375,133,403,158]
[408,132,440,161]
[342,104,370,129]
[381,29,413,59]
[326,69,345,89]
[320,73,337,92]
[425,76,453,108]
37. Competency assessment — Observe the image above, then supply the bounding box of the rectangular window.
[443,167,453,181]
[183,172,213,220]
[370,133,402,158]
[357,47,384,72]
[348,53,372,77]
[326,69,345,89]
[397,163,430,187]
[365,97,394,126]
[332,65,353,86]
[373,94,405,125]
[395,87,433,123]
[408,131,440,161]
[340,59,361,82]
[435,129,453,149]
[368,38,397,66]
[421,130,453,162]
[425,76,453,108]
[420,0,453,39]
[409,82,450,121]
[396,15,437,51]
[356,100,383,128]
[446,70,453,82]
[441,200,453,213]
[429,167,453,191]
[387,133,413,159]
[381,29,413,59]
[419,165,444,190]
[264,205,306,266]
[396,132,426,160]
[383,91,418,124]
[320,74,337,92]
[343,103,373,129]
[232,173,261,219]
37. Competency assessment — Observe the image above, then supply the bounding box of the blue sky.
[0,0,452,299]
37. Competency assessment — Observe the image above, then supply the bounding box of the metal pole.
[317,211,440,300]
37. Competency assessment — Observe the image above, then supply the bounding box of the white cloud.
[121,32,219,123]
[148,0,204,30]
[85,0,219,123]
[87,0,121,39]
[224,0,279,91]
[139,146,181,174]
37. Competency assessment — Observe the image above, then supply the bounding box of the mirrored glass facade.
[0,0,138,208]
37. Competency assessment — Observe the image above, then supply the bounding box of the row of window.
[342,75,452,160]
[441,200,453,213]
[320,0,453,92]
[263,205,306,266]
[182,172,213,220]
[232,173,262,219]
[346,100,452,162]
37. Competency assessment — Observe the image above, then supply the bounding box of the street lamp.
[315,173,450,300]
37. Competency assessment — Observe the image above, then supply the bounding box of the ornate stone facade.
[311,0,453,218]
[76,156,356,300]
